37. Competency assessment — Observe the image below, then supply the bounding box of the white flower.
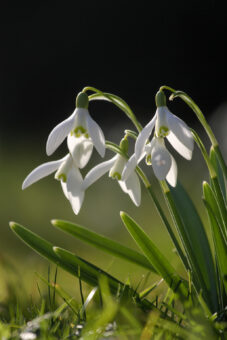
[123,91,193,186]
[22,154,84,215]
[46,92,105,165]
[83,154,141,206]
[122,137,177,187]
[135,106,194,162]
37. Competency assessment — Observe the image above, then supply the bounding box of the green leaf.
[120,212,188,300]
[53,247,122,294]
[10,222,123,292]
[147,186,189,271]
[9,221,154,311]
[210,146,226,202]
[161,181,218,313]
[203,182,227,298]
[52,219,156,273]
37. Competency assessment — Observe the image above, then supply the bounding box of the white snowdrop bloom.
[122,137,177,187]
[123,90,193,187]
[135,91,194,162]
[22,154,84,215]
[83,153,141,207]
[46,92,105,164]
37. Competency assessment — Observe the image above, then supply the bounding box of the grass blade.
[52,219,156,273]
[120,212,188,300]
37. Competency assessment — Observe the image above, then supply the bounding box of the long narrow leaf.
[147,186,189,271]
[210,146,226,202]
[203,182,227,298]
[52,219,156,272]
[161,181,218,313]
[10,222,123,292]
[120,212,189,300]
[9,221,154,311]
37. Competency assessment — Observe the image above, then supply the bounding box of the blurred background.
[1,1,227,302]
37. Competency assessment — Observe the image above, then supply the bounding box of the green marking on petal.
[158,126,169,137]
[73,126,89,138]
[111,172,121,180]
[146,154,152,165]
[55,173,67,182]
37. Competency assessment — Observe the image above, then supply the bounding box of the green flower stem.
[124,129,138,140]
[146,186,189,272]
[82,86,142,132]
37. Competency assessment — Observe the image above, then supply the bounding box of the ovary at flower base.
[46,92,105,167]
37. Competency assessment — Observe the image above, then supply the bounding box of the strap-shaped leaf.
[210,146,226,203]
[203,182,227,298]
[52,219,156,272]
[161,182,218,313]
[120,212,188,300]
[10,222,123,292]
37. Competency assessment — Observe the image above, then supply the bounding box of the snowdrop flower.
[46,92,105,165]
[22,154,84,214]
[123,90,193,186]
[135,91,194,162]
[83,138,141,206]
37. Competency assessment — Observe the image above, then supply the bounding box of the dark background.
[1,0,226,138]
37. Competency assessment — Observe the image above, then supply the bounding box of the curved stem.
[82,86,142,132]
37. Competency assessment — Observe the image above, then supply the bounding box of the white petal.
[66,167,84,215]
[135,113,156,160]
[119,172,141,206]
[22,157,66,190]
[166,110,194,158]
[122,151,146,181]
[167,131,193,160]
[87,113,105,157]
[83,156,117,190]
[46,110,76,156]
[166,155,178,187]
[121,154,137,181]
[61,181,69,199]
[67,134,93,168]
[151,139,172,181]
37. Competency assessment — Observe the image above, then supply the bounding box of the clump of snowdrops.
[9,85,227,339]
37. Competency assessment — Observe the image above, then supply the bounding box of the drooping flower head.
[22,154,84,215]
[83,138,141,206]
[123,90,194,186]
[46,92,105,167]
